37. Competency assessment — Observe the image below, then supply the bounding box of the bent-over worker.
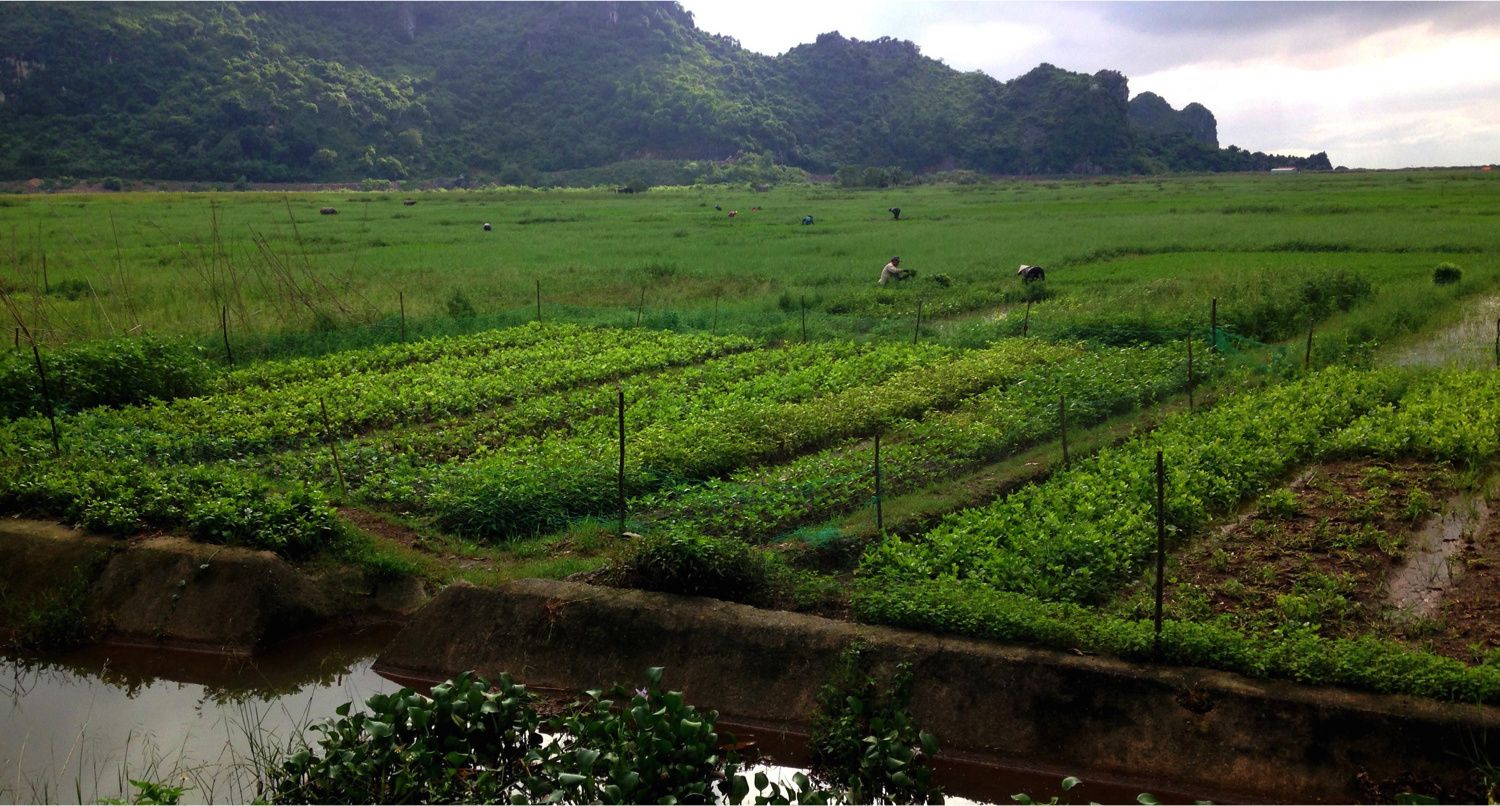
[879,256,909,285]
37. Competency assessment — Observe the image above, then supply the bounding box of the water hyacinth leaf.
[1138,794,1161,805]
[1062,776,1082,791]
[646,666,664,686]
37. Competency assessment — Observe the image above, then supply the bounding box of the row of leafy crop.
[640,341,1215,543]
[0,325,756,463]
[1,335,216,420]
[0,338,952,552]
[859,367,1409,604]
[348,340,970,538]
[0,456,346,559]
[294,339,950,491]
[421,340,1074,539]
[851,366,1500,704]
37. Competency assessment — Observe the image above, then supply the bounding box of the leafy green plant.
[99,779,188,805]
[809,643,942,804]
[1258,489,1301,520]
[1432,263,1462,285]
[0,335,215,419]
[622,533,769,601]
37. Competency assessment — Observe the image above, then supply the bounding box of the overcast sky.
[680,1,1500,169]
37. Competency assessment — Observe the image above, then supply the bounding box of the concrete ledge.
[1,520,427,651]
[377,579,1499,803]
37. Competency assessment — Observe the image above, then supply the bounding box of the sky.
[680,1,1500,169]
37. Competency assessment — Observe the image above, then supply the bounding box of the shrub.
[623,533,768,601]
[445,289,477,318]
[0,335,215,419]
[100,176,124,191]
[1433,263,1462,285]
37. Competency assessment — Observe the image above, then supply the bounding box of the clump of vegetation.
[271,666,932,805]
[0,335,215,419]
[619,532,769,602]
[445,289,476,318]
[1432,263,1463,285]
[1258,488,1302,520]
[808,643,943,804]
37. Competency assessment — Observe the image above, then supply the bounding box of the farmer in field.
[878,256,909,285]
[802,215,814,225]
[1017,264,1045,282]
[889,207,901,221]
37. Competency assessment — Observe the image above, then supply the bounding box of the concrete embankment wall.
[0,520,425,652]
[378,578,1499,804]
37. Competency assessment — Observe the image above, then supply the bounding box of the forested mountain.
[0,1,1329,183]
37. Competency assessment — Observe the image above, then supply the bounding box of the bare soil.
[1159,458,1500,665]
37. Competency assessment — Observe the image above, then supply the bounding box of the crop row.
[279,339,954,497]
[219,320,570,391]
[1327,369,1500,465]
[859,367,1407,604]
[641,342,1213,543]
[0,325,756,462]
[426,340,1071,539]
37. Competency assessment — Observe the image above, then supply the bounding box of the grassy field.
[6,169,1500,708]
[2,170,1498,354]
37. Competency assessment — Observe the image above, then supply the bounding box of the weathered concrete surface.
[378,579,1500,803]
[1,520,426,651]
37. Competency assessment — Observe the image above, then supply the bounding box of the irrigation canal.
[1,629,1214,805]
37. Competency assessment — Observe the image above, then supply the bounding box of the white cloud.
[679,1,1500,168]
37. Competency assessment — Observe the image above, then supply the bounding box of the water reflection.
[1,628,401,804]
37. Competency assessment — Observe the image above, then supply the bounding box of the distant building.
[1270,167,1299,174]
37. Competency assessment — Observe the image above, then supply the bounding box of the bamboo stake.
[1154,450,1166,659]
[874,432,883,534]
[221,306,234,365]
[1059,395,1069,464]
[399,292,407,343]
[913,298,923,345]
[536,279,542,323]
[31,340,61,458]
[618,387,626,535]
[1304,318,1315,370]
[712,292,720,337]
[636,287,645,327]
[320,398,348,497]
[1022,300,1031,338]
[1186,331,1194,413]
[1210,298,1218,353]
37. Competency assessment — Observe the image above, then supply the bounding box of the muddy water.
[1388,295,1500,369]
[2,636,1215,805]
[0,628,402,804]
[1386,490,1492,618]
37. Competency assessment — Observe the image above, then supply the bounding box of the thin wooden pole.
[41,253,48,294]
[1059,395,1069,464]
[636,287,645,327]
[399,292,407,343]
[1210,298,1218,353]
[1154,450,1166,659]
[31,340,61,458]
[1022,300,1031,337]
[618,387,626,535]
[913,298,923,345]
[712,292,720,337]
[221,306,233,366]
[801,295,807,343]
[320,398,348,497]
[536,279,542,323]
[1494,318,1498,369]
[1304,318,1315,370]
[874,432,883,534]
[1186,331,1195,413]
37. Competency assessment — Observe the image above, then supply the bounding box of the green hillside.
[0,1,1328,183]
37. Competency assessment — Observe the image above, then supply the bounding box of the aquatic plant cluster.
[271,667,940,805]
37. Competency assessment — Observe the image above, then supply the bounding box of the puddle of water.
[1386,490,1492,618]
[2,637,1218,805]
[1388,295,1500,369]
